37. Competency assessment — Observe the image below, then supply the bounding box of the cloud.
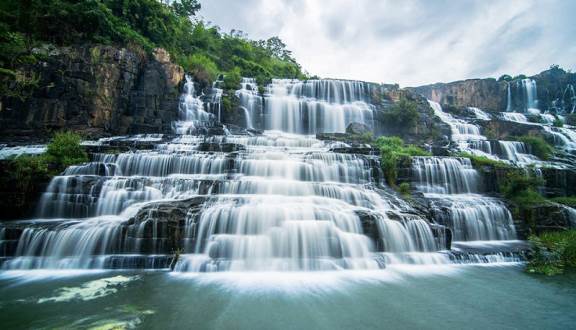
[200,0,576,86]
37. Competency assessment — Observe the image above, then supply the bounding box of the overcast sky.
[200,0,576,87]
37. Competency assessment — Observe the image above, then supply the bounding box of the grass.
[455,152,512,169]
[527,230,576,275]
[550,196,576,208]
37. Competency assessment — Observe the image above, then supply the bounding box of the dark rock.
[346,122,371,135]
[0,45,184,140]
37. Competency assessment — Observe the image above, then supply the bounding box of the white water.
[263,79,375,134]
[411,156,517,242]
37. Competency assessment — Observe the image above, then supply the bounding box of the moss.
[527,230,576,275]
[499,171,546,208]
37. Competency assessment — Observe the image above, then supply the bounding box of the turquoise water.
[0,265,574,329]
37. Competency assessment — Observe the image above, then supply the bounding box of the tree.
[171,0,201,17]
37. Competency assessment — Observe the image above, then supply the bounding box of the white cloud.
[200,0,576,86]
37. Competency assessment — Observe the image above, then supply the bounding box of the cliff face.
[410,78,507,112]
[411,68,576,113]
[0,45,184,141]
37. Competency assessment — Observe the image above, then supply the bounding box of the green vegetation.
[374,136,430,187]
[5,131,87,204]
[398,182,411,197]
[499,171,546,207]
[527,230,576,275]
[553,118,564,128]
[0,0,306,98]
[45,131,88,167]
[516,136,554,160]
[382,99,419,129]
[455,152,512,169]
[550,196,576,208]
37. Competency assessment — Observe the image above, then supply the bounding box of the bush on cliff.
[45,131,88,167]
[382,99,419,129]
[516,136,554,160]
[499,171,546,207]
[528,230,576,275]
[374,136,430,187]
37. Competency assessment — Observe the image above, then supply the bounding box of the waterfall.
[500,112,528,123]
[522,79,539,113]
[0,78,528,272]
[412,156,518,242]
[468,107,491,120]
[506,82,512,112]
[235,78,261,129]
[173,75,214,134]
[264,79,375,134]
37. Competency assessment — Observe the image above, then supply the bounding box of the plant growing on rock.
[374,136,430,187]
[382,98,419,129]
[516,136,554,160]
[46,131,88,167]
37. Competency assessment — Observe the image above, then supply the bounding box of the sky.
[199,0,576,87]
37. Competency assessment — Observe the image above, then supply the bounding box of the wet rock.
[346,122,371,135]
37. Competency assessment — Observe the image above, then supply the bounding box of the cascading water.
[173,75,214,134]
[263,79,375,134]
[235,78,261,129]
[430,100,539,164]
[411,156,517,243]
[0,78,528,272]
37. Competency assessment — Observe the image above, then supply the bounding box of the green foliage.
[0,0,306,96]
[374,136,430,186]
[499,171,546,207]
[550,196,576,208]
[516,136,554,160]
[223,67,242,90]
[455,152,512,169]
[12,154,49,191]
[498,74,513,82]
[46,131,88,167]
[527,230,576,275]
[398,182,411,197]
[553,118,564,128]
[382,99,419,129]
[180,53,219,84]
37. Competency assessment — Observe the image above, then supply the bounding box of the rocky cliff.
[411,68,576,113]
[410,78,507,112]
[0,45,184,141]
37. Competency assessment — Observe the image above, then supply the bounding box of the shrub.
[374,136,430,186]
[398,182,411,196]
[223,67,242,90]
[516,136,554,160]
[382,99,419,129]
[527,230,576,275]
[46,131,88,167]
[499,171,546,207]
[181,53,219,84]
[553,118,564,128]
[12,155,50,192]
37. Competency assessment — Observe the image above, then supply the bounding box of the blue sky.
[200,0,576,86]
